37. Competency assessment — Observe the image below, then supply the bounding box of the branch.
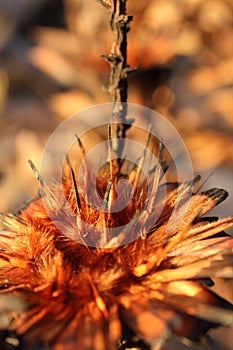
[97,0,135,159]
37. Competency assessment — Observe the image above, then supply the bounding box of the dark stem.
[98,0,135,159]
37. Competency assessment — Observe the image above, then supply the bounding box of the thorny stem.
[97,0,135,160]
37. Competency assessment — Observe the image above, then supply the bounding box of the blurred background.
[0,0,232,348]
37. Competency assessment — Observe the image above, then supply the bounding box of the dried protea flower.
[0,103,233,350]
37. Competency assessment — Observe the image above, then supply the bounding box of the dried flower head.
[0,119,233,350]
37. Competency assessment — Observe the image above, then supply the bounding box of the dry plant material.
[1,134,233,350]
[100,0,135,159]
[1,1,233,350]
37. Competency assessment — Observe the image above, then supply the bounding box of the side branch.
[95,0,111,9]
